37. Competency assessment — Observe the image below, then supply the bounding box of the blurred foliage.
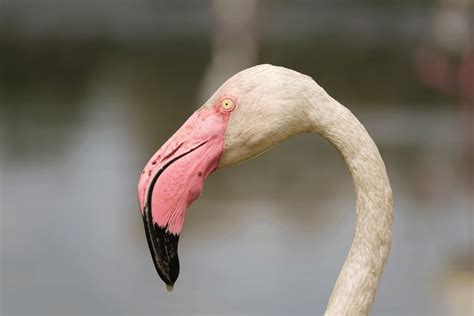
[0,35,451,110]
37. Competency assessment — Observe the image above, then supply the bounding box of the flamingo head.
[137,64,313,289]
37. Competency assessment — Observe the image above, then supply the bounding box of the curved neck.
[307,87,393,315]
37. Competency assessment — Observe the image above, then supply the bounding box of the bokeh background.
[1,0,472,315]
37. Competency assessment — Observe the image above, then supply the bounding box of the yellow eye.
[220,98,235,111]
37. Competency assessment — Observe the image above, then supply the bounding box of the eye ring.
[219,98,236,112]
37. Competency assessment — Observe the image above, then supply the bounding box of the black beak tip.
[143,215,181,289]
[142,205,182,290]
[157,254,180,286]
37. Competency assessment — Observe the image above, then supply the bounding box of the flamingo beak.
[137,105,231,288]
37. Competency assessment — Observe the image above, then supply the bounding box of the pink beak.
[137,102,233,287]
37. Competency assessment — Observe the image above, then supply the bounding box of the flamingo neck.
[307,87,393,315]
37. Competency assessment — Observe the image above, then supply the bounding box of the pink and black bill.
[137,97,236,288]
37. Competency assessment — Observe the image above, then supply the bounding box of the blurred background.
[0,0,472,315]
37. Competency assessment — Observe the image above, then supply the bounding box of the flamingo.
[137,64,393,315]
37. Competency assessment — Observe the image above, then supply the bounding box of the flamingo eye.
[219,98,235,112]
